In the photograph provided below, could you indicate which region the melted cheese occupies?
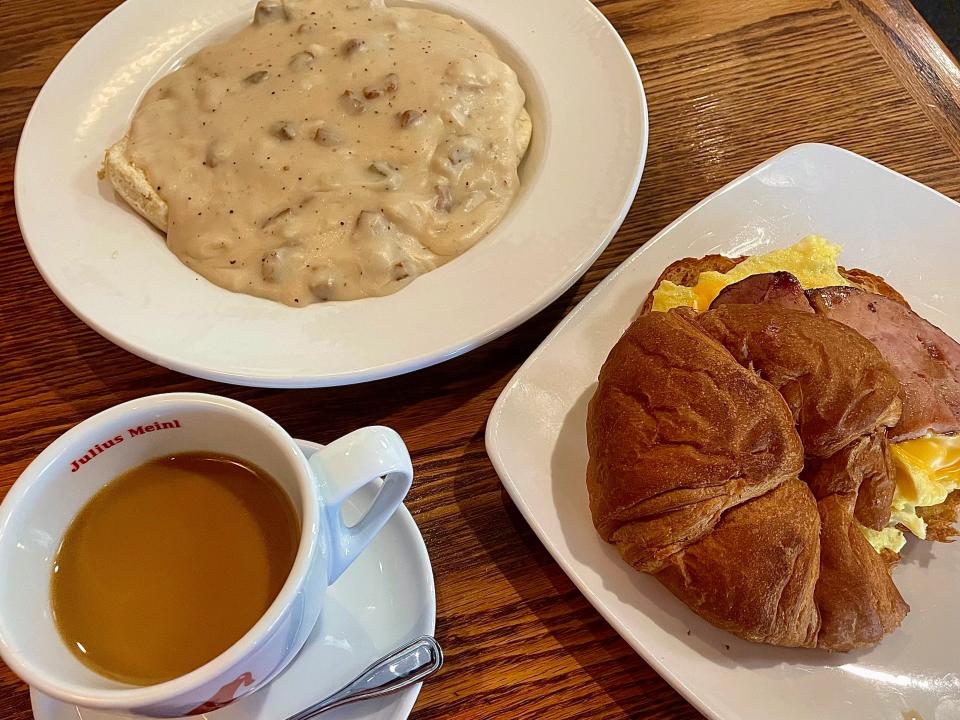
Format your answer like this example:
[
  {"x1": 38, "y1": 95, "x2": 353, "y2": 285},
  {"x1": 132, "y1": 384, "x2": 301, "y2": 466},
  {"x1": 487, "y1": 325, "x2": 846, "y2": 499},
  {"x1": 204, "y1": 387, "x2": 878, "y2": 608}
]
[
  {"x1": 860, "y1": 434, "x2": 960, "y2": 553},
  {"x1": 650, "y1": 235, "x2": 852, "y2": 312},
  {"x1": 125, "y1": 0, "x2": 530, "y2": 306},
  {"x1": 890, "y1": 434, "x2": 960, "y2": 538}
]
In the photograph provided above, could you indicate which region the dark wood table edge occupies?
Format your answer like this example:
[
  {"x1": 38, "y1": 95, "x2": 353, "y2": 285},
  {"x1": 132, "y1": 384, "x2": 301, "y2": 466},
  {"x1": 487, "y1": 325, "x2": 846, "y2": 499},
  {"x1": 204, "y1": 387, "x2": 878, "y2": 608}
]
[{"x1": 844, "y1": 0, "x2": 960, "y2": 159}]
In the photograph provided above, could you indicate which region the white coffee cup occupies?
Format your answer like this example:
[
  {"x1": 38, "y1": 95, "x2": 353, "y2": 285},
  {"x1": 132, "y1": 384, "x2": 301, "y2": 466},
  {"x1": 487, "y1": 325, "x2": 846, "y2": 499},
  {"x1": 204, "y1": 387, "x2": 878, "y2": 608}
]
[{"x1": 0, "y1": 393, "x2": 413, "y2": 717}]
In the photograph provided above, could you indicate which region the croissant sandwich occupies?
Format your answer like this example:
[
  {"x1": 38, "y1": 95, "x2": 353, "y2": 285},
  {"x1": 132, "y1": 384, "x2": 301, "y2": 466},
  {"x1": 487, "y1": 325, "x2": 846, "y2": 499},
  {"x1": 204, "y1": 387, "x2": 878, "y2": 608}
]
[{"x1": 586, "y1": 236, "x2": 960, "y2": 651}]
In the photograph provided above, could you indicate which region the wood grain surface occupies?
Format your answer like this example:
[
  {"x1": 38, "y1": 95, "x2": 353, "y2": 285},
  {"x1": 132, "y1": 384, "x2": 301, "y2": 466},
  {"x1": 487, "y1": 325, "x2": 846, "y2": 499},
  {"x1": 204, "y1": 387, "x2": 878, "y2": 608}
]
[{"x1": 2, "y1": 1, "x2": 960, "y2": 718}]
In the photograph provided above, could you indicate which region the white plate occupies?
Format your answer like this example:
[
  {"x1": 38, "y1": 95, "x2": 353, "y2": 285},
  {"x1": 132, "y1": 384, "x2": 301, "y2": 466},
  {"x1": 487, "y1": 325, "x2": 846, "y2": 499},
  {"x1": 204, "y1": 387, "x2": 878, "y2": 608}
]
[
  {"x1": 14, "y1": 0, "x2": 646, "y2": 388},
  {"x1": 485, "y1": 144, "x2": 960, "y2": 720},
  {"x1": 31, "y1": 439, "x2": 436, "y2": 720}
]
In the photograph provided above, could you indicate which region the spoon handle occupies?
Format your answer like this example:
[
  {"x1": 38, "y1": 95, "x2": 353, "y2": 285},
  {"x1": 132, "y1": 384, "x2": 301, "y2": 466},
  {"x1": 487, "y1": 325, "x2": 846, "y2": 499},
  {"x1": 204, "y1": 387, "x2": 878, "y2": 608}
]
[{"x1": 284, "y1": 636, "x2": 443, "y2": 720}]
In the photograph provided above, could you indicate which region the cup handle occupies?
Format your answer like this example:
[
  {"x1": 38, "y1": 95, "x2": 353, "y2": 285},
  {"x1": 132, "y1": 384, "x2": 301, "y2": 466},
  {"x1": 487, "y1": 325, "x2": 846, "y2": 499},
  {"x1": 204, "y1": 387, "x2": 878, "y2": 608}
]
[{"x1": 308, "y1": 427, "x2": 413, "y2": 584}]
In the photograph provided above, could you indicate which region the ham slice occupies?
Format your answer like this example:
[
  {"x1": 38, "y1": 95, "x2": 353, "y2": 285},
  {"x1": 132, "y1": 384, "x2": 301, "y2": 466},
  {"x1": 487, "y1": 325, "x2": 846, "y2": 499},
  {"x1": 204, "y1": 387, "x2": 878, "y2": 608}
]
[
  {"x1": 807, "y1": 286, "x2": 960, "y2": 441},
  {"x1": 710, "y1": 271, "x2": 813, "y2": 313},
  {"x1": 709, "y1": 273, "x2": 960, "y2": 442}
]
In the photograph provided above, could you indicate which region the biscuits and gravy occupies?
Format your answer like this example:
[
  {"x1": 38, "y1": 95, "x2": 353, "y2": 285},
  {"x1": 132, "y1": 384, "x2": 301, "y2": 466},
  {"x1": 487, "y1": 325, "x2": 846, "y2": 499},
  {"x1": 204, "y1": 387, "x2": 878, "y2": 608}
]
[{"x1": 102, "y1": 0, "x2": 532, "y2": 306}]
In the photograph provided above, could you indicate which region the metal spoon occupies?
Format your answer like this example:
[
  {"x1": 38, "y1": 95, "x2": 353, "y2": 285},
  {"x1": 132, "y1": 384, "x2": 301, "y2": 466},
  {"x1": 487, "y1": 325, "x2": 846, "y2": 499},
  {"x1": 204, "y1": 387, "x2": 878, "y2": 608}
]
[{"x1": 284, "y1": 636, "x2": 443, "y2": 720}]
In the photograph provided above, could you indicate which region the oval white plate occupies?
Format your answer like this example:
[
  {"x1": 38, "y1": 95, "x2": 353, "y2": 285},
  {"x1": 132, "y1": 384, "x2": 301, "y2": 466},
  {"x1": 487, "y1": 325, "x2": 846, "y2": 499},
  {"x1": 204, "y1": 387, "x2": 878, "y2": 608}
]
[
  {"x1": 14, "y1": 0, "x2": 646, "y2": 388},
  {"x1": 486, "y1": 144, "x2": 960, "y2": 720},
  {"x1": 32, "y1": 438, "x2": 436, "y2": 720}
]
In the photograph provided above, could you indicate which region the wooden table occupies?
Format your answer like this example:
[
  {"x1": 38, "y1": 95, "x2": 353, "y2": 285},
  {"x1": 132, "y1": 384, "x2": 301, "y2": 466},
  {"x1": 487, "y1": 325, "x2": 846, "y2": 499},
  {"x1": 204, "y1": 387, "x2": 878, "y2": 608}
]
[{"x1": 2, "y1": 1, "x2": 959, "y2": 718}]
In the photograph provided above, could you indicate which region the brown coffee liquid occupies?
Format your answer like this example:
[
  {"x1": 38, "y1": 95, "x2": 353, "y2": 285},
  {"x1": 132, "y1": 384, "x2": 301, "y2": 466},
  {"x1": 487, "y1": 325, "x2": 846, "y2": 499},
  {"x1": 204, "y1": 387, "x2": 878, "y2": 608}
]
[{"x1": 51, "y1": 454, "x2": 299, "y2": 686}]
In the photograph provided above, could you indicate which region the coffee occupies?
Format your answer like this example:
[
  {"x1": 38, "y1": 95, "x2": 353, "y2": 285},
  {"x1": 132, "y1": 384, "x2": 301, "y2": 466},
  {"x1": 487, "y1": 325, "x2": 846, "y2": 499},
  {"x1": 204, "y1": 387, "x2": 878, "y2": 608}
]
[{"x1": 51, "y1": 453, "x2": 299, "y2": 686}]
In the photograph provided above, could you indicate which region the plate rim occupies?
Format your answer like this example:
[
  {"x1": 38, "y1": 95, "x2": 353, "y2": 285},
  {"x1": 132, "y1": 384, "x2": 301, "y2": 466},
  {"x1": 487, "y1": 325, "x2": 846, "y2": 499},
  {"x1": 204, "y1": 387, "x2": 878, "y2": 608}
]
[
  {"x1": 484, "y1": 142, "x2": 960, "y2": 720},
  {"x1": 13, "y1": 0, "x2": 648, "y2": 389}
]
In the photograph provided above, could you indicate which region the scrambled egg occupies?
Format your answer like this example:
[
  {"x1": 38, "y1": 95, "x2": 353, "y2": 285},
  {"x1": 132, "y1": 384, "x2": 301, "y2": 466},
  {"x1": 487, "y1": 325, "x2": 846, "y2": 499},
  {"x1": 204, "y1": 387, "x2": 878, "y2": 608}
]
[
  {"x1": 648, "y1": 235, "x2": 958, "y2": 556},
  {"x1": 650, "y1": 235, "x2": 852, "y2": 312},
  {"x1": 890, "y1": 435, "x2": 960, "y2": 539},
  {"x1": 861, "y1": 435, "x2": 960, "y2": 553},
  {"x1": 859, "y1": 525, "x2": 907, "y2": 554}
]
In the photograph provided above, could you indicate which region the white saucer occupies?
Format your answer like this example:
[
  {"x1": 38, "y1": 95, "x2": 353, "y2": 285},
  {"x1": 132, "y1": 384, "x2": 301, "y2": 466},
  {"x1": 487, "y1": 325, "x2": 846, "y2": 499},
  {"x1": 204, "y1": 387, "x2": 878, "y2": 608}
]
[{"x1": 31, "y1": 439, "x2": 436, "y2": 720}]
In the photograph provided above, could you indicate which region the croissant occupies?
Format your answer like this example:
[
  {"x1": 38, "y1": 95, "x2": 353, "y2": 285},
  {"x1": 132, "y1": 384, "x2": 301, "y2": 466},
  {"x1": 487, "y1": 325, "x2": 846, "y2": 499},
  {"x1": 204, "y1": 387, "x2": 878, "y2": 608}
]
[{"x1": 587, "y1": 304, "x2": 909, "y2": 650}]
